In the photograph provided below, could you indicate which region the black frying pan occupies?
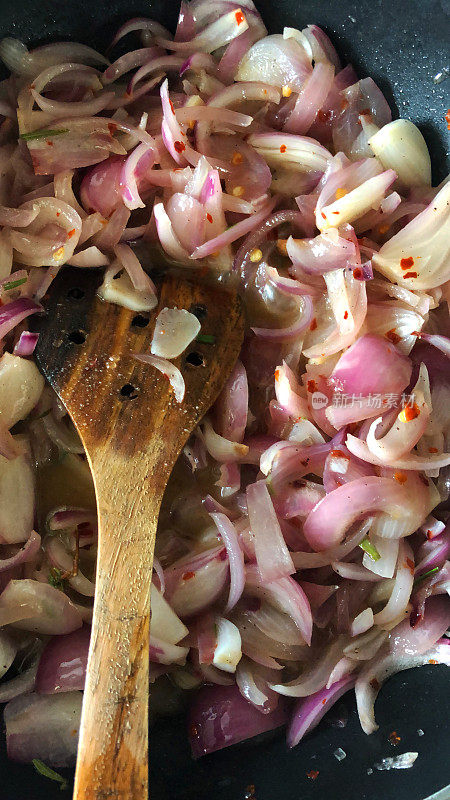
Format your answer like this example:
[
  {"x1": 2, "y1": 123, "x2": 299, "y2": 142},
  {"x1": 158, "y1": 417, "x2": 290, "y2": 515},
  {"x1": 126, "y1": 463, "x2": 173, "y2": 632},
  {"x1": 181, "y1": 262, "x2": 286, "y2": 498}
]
[{"x1": 0, "y1": 1, "x2": 449, "y2": 798}]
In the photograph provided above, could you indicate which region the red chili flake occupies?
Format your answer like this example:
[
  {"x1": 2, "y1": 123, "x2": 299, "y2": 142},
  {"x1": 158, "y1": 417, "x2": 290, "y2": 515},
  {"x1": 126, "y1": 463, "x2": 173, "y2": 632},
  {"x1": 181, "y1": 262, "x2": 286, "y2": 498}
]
[
  {"x1": 386, "y1": 328, "x2": 401, "y2": 344},
  {"x1": 403, "y1": 271, "x2": 418, "y2": 279},
  {"x1": 403, "y1": 402, "x2": 420, "y2": 421},
  {"x1": 426, "y1": 530, "x2": 433, "y2": 540},
  {"x1": 405, "y1": 558, "x2": 415, "y2": 575},
  {"x1": 235, "y1": 9, "x2": 245, "y2": 24},
  {"x1": 429, "y1": 446, "x2": 438, "y2": 453},
  {"x1": 394, "y1": 471, "x2": 407, "y2": 484},
  {"x1": 400, "y1": 256, "x2": 414, "y2": 270},
  {"x1": 388, "y1": 730, "x2": 401, "y2": 746},
  {"x1": 279, "y1": 144, "x2": 287, "y2": 153},
  {"x1": 353, "y1": 267, "x2": 363, "y2": 279},
  {"x1": 332, "y1": 211, "x2": 340, "y2": 215},
  {"x1": 317, "y1": 108, "x2": 332, "y2": 123},
  {"x1": 67, "y1": 228, "x2": 76, "y2": 238},
  {"x1": 56, "y1": 212, "x2": 60, "y2": 217},
  {"x1": 107, "y1": 122, "x2": 117, "y2": 134},
  {"x1": 343, "y1": 310, "x2": 349, "y2": 320},
  {"x1": 307, "y1": 379, "x2": 317, "y2": 393},
  {"x1": 321, "y1": 211, "x2": 326, "y2": 219},
  {"x1": 309, "y1": 317, "x2": 317, "y2": 331},
  {"x1": 370, "y1": 677, "x2": 380, "y2": 691},
  {"x1": 174, "y1": 140, "x2": 186, "y2": 153},
  {"x1": 274, "y1": 369, "x2": 280, "y2": 382},
  {"x1": 307, "y1": 770, "x2": 319, "y2": 781},
  {"x1": 321, "y1": 698, "x2": 327, "y2": 705},
  {"x1": 331, "y1": 449, "x2": 349, "y2": 459},
  {"x1": 169, "y1": 98, "x2": 175, "y2": 114},
  {"x1": 429, "y1": 658, "x2": 438, "y2": 664},
  {"x1": 182, "y1": 571, "x2": 195, "y2": 580},
  {"x1": 206, "y1": 213, "x2": 213, "y2": 223},
  {"x1": 446, "y1": 110, "x2": 450, "y2": 130},
  {"x1": 46, "y1": 141, "x2": 53, "y2": 146}
]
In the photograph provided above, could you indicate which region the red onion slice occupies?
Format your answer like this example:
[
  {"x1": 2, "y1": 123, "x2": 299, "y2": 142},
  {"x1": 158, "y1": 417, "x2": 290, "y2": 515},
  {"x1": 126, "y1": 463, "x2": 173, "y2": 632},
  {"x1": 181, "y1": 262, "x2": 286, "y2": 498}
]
[
  {"x1": 246, "y1": 480, "x2": 295, "y2": 582},
  {"x1": 210, "y1": 513, "x2": 245, "y2": 612},
  {"x1": 188, "y1": 682, "x2": 290, "y2": 758},
  {"x1": 287, "y1": 674, "x2": 355, "y2": 748},
  {"x1": 36, "y1": 626, "x2": 91, "y2": 694},
  {"x1": 0, "y1": 580, "x2": 83, "y2": 634},
  {"x1": 5, "y1": 691, "x2": 82, "y2": 766},
  {"x1": 0, "y1": 531, "x2": 41, "y2": 573}
]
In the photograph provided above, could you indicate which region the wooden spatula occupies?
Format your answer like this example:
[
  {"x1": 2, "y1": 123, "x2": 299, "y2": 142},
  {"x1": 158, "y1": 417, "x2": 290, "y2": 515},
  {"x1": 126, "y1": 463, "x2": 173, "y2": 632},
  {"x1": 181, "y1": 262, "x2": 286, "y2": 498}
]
[{"x1": 31, "y1": 266, "x2": 244, "y2": 800}]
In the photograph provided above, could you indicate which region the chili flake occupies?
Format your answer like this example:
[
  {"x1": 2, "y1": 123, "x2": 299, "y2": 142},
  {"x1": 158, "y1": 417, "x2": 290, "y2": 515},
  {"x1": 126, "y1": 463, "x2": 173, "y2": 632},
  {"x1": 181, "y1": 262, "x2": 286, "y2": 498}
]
[
  {"x1": 231, "y1": 150, "x2": 243, "y2": 165},
  {"x1": 182, "y1": 571, "x2": 195, "y2": 580},
  {"x1": 386, "y1": 328, "x2": 401, "y2": 344},
  {"x1": 378, "y1": 223, "x2": 390, "y2": 234},
  {"x1": 279, "y1": 144, "x2": 287, "y2": 153},
  {"x1": 403, "y1": 271, "x2": 418, "y2": 279},
  {"x1": 370, "y1": 677, "x2": 380, "y2": 691},
  {"x1": 394, "y1": 471, "x2": 407, "y2": 484},
  {"x1": 353, "y1": 267, "x2": 363, "y2": 279},
  {"x1": 399, "y1": 402, "x2": 420, "y2": 422},
  {"x1": 335, "y1": 187, "x2": 347, "y2": 200},
  {"x1": 274, "y1": 369, "x2": 280, "y2": 382},
  {"x1": 107, "y1": 122, "x2": 117, "y2": 134},
  {"x1": 206, "y1": 213, "x2": 213, "y2": 223},
  {"x1": 343, "y1": 310, "x2": 349, "y2": 319},
  {"x1": 446, "y1": 109, "x2": 450, "y2": 130},
  {"x1": 429, "y1": 658, "x2": 438, "y2": 664},
  {"x1": 307, "y1": 379, "x2": 317, "y2": 393},
  {"x1": 235, "y1": 9, "x2": 245, "y2": 25},
  {"x1": 309, "y1": 317, "x2": 317, "y2": 331},
  {"x1": 169, "y1": 99, "x2": 175, "y2": 114},
  {"x1": 400, "y1": 256, "x2": 414, "y2": 270},
  {"x1": 307, "y1": 770, "x2": 319, "y2": 781},
  {"x1": 321, "y1": 211, "x2": 326, "y2": 220},
  {"x1": 388, "y1": 731, "x2": 401, "y2": 746},
  {"x1": 67, "y1": 228, "x2": 76, "y2": 238},
  {"x1": 174, "y1": 140, "x2": 185, "y2": 153}
]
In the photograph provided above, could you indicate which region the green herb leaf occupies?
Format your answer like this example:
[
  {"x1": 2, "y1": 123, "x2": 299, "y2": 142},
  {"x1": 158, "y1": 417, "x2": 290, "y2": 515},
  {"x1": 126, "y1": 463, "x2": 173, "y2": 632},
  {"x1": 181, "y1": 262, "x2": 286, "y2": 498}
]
[
  {"x1": 32, "y1": 759, "x2": 68, "y2": 791},
  {"x1": 48, "y1": 567, "x2": 66, "y2": 591},
  {"x1": 413, "y1": 566, "x2": 439, "y2": 586},
  {"x1": 20, "y1": 128, "x2": 69, "y2": 142},
  {"x1": 2, "y1": 277, "x2": 27, "y2": 291},
  {"x1": 359, "y1": 538, "x2": 381, "y2": 561},
  {"x1": 196, "y1": 334, "x2": 216, "y2": 345}
]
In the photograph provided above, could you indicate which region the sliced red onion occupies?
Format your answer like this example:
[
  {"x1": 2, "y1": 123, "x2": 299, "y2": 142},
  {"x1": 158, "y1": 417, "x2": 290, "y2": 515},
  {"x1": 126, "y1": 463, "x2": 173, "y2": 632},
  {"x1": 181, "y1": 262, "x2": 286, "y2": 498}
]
[
  {"x1": 13, "y1": 331, "x2": 39, "y2": 358},
  {"x1": 323, "y1": 444, "x2": 375, "y2": 494},
  {"x1": 271, "y1": 638, "x2": 345, "y2": 698},
  {"x1": 284, "y1": 62, "x2": 335, "y2": 135},
  {"x1": 153, "y1": 201, "x2": 190, "y2": 262},
  {"x1": 246, "y1": 480, "x2": 295, "y2": 583},
  {"x1": 245, "y1": 564, "x2": 312, "y2": 645},
  {"x1": 414, "y1": 527, "x2": 450, "y2": 577},
  {"x1": 192, "y1": 197, "x2": 276, "y2": 260},
  {"x1": 0, "y1": 297, "x2": 43, "y2": 341},
  {"x1": 149, "y1": 635, "x2": 189, "y2": 666},
  {"x1": 108, "y1": 18, "x2": 171, "y2": 51},
  {"x1": 251, "y1": 295, "x2": 313, "y2": 341},
  {"x1": 287, "y1": 674, "x2": 355, "y2": 748},
  {"x1": 233, "y1": 209, "x2": 307, "y2": 277},
  {"x1": 416, "y1": 332, "x2": 450, "y2": 359},
  {"x1": 248, "y1": 132, "x2": 331, "y2": 173},
  {"x1": 128, "y1": 55, "x2": 185, "y2": 93},
  {"x1": 265, "y1": 265, "x2": 321, "y2": 298},
  {"x1": 113, "y1": 243, "x2": 156, "y2": 297},
  {"x1": 199, "y1": 418, "x2": 249, "y2": 462},
  {"x1": 68, "y1": 246, "x2": 109, "y2": 267},
  {"x1": 166, "y1": 193, "x2": 206, "y2": 254},
  {"x1": 0, "y1": 531, "x2": 41, "y2": 573},
  {"x1": 102, "y1": 46, "x2": 163, "y2": 83},
  {"x1": 159, "y1": 8, "x2": 250, "y2": 54},
  {"x1": 303, "y1": 476, "x2": 415, "y2": 551},
  {"x1": 214, "y1": 360, "x2": 248, "y2": 444},
  {"x1": 5, "y1": 691, "x2": 82, "y2": 766},
  {"x1": 0, "y1": 204, "x2": 40, "y2": 227},
  {"x1": 236, "y1": 33, "x2": 311, "y2": 91},
  {"x1": 150, "y1": 307, "x2": 200, "y2": 359},
  {"x1": 391, "y1": 596, "x2": 450, "y2": 656},
  {"x1": 355, "y1": 639, "x2": 450, "y2": 734},
  {"x1": 189, "y1": 682, "x2": 290, "y2": 758},
  {"x1": 350, "y1": 607, "x2": 374, "y2": 637},
  {"x1": 133, "y1": 352, "x2": 185, "y2": 403},
  {"x1": 346, "y1": 432, "x2": 450, "y2": 471},
  {"x1": 373, "y1": 181, "x2": 450, "y2": 290},
  {"x1": 80, "y1": 156, "x2": 124, "y2": 217},
  {"x1": 273, "y1": 481, "x2": 325, "y2": 520},
  {"x1": 120, "y1": 141, "x2": 157, "y2": 211},
  {"x1": 301, "y1": 24, "x2": 341, "y2": 70},
  {"x1": 0, "y1": 579, "x2": 82, "y2": 634},
  {"x1": 287, "y1": 230, "x2": 357, "y2": 275},
  {"x1": 317, "y1": 169, "x2": 397, "y2": 231},
  {"x1": 236, "y1": 657, "x2": 280, "y2": 713},
  {"x1": 36, "y1": 626, "x2": 91, "y2": 694},
  {"x1": 164, "y1": 545, "x2": 229, "y2": 618},
  {"x1": 210, "y1": 513, "x2": 245, "y2": 612},
  {"x1": 150, "y1": 584, "x2": 188, "y2": 644},
  {"x1": 420, "y1": 516, "x2": 445, "y2": 541},
  {"x1": 332, "y1": 561, "x2": 381, "y2": 582},
  {"x1": 195, "y1": 611, "x2": 217, "y2": 665}
]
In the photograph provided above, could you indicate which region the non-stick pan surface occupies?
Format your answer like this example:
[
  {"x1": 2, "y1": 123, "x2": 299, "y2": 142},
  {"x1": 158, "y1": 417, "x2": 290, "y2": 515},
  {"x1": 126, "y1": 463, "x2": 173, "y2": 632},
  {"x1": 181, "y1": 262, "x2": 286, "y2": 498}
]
[{"x1": 0, "y1": 1, "x2": 448, "y2": 798}]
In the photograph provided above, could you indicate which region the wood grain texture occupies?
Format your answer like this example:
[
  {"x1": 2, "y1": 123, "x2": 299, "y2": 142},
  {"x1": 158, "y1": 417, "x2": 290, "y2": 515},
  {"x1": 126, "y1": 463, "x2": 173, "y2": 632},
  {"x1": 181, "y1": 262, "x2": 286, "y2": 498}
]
[{"x1": 32, "y1": 268, "x2": 244, "y2": 800}]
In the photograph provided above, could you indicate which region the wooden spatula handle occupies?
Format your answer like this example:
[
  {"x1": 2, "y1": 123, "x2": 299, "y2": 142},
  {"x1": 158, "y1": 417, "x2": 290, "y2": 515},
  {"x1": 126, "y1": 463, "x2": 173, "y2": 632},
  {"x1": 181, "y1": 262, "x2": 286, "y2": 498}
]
[{"x1": 73, "y1": 449, "x2": 161, "y2": 800}]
